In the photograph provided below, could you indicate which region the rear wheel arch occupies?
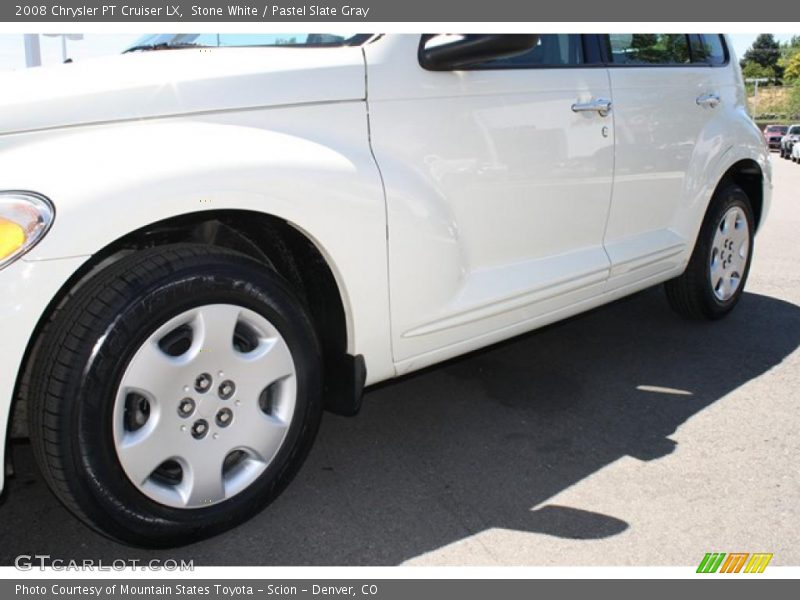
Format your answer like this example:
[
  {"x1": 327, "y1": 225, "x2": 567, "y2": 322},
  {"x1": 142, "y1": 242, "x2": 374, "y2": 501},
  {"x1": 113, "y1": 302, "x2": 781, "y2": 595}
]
[{"x1": 715, "y1": 159, "x2": 764, "y2": 232}]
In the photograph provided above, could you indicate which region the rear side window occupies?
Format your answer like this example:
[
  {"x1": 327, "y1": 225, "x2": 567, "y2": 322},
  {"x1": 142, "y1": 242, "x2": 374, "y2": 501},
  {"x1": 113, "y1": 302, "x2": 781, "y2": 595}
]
[
  {"x1": 603, "y1": 34, "x2": 728, "y2": 66},
  {"x1": 690, "y1": 34, "x2": 727, "y2": 65},
  {"x1": 606, "y1": 34, "x2": 690, "y2": 65},
  {"x1": 474, "y1": 34, "x2": 584, "y2": 68}
]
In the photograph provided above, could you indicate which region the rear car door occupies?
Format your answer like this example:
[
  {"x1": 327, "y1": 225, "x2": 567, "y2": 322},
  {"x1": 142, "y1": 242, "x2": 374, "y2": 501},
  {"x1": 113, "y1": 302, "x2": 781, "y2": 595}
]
[{"x1": 601, "y1": 34, "x2": 732, "y2": 290}]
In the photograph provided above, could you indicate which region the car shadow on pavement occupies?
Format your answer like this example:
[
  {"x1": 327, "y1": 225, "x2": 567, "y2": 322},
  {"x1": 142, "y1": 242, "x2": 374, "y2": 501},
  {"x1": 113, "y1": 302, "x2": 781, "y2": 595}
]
[{"x1": 0, "y1": 288, "x2": 798, "y2": 565}]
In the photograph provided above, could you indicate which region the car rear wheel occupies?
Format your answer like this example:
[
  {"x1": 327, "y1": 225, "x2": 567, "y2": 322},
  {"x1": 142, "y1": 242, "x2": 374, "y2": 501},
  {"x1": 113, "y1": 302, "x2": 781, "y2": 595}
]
[
  {"x1": 27, "y1": 244, "x2": 323, "y2": 547},
  {"x1": 664, "y1": 184, "x2": 754, "y2": 320}
]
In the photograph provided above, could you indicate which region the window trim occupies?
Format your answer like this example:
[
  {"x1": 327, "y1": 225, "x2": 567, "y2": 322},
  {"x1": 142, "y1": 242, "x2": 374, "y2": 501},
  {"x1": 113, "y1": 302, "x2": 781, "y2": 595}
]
[
  {"x1": 599, "y1": 34, "x2": 730, "y2": 69},
  {"x1": 415, "y1": 34, "x2": 730, "y2": 72},
  {"x1": 417, "y1": 34, "x2": 605, "y2": 71}
]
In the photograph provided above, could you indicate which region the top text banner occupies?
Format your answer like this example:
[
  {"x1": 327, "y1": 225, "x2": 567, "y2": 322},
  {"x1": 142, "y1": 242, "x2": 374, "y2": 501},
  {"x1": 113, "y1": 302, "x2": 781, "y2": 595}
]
[{"x1": 4, "y1": 0, "x2": 800, "y2": 22}]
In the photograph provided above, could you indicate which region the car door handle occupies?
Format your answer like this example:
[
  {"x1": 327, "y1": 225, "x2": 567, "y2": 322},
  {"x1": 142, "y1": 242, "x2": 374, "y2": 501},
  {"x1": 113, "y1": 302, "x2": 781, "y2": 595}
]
[
  {"x1": 696, "y1": 93, "x2": 721, "y2": 108},
  {"x1": 571, "y1": 98, "x2": 612, "y2": 117}
]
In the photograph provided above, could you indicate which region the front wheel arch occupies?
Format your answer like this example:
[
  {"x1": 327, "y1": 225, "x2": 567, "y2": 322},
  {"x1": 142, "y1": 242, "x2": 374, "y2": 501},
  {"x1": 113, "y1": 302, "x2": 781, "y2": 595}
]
[{"x1": 11, "y1": 209, "x2": 358, "y2": 448}]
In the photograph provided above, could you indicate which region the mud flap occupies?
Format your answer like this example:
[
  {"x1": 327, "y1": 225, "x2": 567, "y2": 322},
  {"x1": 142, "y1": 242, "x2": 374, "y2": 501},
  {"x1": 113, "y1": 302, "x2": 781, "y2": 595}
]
[{"x1": 323, "y1": 354, "x2": 367, "y2": 417}]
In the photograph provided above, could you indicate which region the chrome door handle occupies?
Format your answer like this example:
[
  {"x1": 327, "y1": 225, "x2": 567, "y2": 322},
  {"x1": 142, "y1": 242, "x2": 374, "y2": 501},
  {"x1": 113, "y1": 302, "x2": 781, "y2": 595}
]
[
  {"x1": 697, "y1": 93, "x2": 721, "y2": 108},
  {"x1": 571, "y1": 98, "x2": 612, "y2": 117}
]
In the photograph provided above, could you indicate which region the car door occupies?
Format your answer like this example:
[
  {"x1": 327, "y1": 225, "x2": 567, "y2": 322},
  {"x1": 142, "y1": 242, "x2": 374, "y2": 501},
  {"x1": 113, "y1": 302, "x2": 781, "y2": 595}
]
[
  {"x1": 365, "y1": 34, "x2": 615, "y2": 369},
  {"x1": 601, "y1": 34, "x2": 731, "y2": 290}
]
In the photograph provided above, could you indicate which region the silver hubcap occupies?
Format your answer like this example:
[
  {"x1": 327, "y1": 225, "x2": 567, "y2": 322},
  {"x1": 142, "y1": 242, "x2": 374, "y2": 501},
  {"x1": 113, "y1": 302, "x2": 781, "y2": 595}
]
[
  {"x1": 112, "y1": 304, "x2": 296, "y2": 509},
  {"x1": 710, "y1": 206, "x2": 749, "y2": 302}
]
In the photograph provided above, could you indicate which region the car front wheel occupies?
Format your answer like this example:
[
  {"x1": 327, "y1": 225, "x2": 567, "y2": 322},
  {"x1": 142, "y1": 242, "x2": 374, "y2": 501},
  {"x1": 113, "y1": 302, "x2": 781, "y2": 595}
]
[{"x1": 28, "y1": 244, "x2": 323, "y2": 547}]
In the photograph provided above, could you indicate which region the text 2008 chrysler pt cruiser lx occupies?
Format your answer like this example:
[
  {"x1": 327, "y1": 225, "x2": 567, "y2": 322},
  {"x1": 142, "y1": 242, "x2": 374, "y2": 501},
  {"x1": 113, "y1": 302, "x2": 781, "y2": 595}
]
[{"x1": 0, "y1": 34, "x2": 771, "y2": 546}]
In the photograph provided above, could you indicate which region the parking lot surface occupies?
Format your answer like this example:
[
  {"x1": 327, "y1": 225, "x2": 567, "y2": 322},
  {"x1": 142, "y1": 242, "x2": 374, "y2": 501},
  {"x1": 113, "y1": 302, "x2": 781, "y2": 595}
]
[{"x1": 1, "y1": 157, "x2": 798, "y2": 566}]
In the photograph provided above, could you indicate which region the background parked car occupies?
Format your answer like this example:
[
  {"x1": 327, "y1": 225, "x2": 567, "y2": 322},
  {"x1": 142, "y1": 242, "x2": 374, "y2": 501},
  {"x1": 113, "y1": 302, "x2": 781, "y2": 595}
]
[
  {"x1": 792, "y1": 142, "x2": 800, "y2": 162},
  {"x1": 764, "y1": 124, "x2": 788, "y2": 150},
  {"x1": 780, "y1": 124, "x2": 800, "y2": 158}
]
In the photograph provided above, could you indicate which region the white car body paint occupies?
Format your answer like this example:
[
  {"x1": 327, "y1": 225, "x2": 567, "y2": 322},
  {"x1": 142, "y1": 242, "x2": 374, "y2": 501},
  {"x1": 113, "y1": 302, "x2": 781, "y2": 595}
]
[{"x1": 0, "y1": 35, "x2": 771, "y2": 492}]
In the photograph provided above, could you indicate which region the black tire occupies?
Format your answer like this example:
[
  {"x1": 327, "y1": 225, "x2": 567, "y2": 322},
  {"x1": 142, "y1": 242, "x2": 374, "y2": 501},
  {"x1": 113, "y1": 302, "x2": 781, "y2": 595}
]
[
  {"x1": 27, "y1": 243, "x2": 323, "y2": 547},
  {"x1": 664, "y1": 184, "x2": 755, "y2": 320}
]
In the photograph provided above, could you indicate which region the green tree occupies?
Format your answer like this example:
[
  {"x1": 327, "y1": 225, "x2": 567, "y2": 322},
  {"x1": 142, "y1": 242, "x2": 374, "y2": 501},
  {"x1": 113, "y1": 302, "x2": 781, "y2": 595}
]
[
  {"x1": 742, "y1": 33, "x2": 781, "y2": 68},
  {"x1": 741, "y1": 61, "x2": 777, "y2": 81},
  {"x1": 783, "y1": 51, "x2": 800, "y2": 83},
  {"x1": 741, "y1": 34, "x2": 783, "y2": 83},
  {"x1": 780, "y1": 35, "x2": 800, "y2": 56}
]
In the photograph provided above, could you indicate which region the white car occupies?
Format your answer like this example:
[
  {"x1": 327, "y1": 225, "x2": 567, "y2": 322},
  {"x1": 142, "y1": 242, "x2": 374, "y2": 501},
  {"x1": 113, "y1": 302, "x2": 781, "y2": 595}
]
[
  {"x1": 793, "y1": 141, "x2": 800, "y2": 162},
  {"x1": 0, "y1": 33, "x2": 770, "y2": 546}
]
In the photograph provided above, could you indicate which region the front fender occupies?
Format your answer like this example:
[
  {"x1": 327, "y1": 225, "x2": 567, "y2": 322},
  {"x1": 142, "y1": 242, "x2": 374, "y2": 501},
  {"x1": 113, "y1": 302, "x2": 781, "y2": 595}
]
[{"x1": 0, "y1": 103, "x2": 394, "y2": 384}]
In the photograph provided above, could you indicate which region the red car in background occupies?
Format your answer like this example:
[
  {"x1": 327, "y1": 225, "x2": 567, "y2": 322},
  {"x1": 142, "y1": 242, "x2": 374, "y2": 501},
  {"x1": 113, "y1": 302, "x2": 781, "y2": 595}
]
[{"x1": 764, "y1": 124, "x2": 788, "y2": 150}]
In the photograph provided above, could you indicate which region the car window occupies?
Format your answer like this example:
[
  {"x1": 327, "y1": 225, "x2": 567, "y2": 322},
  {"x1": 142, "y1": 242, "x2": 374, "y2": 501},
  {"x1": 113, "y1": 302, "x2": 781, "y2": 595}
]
[
  {"x1": 127, "y1": 33, "x2": 371, "y2": 49},
  {"x1": 606, "y1": 34, "x2": 690, "y2": 65},
  {"x1": 474, "y1": 34, "x2": 584, "y2": 68},
  {"x1": 689, "y1": 34, "x2": 727, "y2": 65}
]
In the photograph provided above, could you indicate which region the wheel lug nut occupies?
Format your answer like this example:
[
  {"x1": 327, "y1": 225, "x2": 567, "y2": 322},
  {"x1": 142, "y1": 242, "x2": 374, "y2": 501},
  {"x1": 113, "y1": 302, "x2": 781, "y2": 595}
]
[
  {"x1": 216, "y1": 408, "x2": 233, "y2": 428},
  {"x1": 191, "y1": 419, "x2": 209, "y2": 439},
  {"x1": 195, "y1": 373, "x2": 212, "y2": 393},
  {"x1": 218, "y1": 380, "x2": 236, "y2": 400},
  {"x1": 178, "y1": 398, "x2": 196, "y2": 417}
]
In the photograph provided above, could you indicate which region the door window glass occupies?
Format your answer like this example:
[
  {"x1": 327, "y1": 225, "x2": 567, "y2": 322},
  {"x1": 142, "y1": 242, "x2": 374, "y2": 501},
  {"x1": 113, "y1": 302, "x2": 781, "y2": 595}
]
[
  {"x1": 689, "y1": 34, "x2": 728, "y2": 65},
  {"x1": 475, "y1": 34, "x2": 584, "y2": 68},
  {"x1": 606, "y1": 34, "x2": 690, "y2": 65}
]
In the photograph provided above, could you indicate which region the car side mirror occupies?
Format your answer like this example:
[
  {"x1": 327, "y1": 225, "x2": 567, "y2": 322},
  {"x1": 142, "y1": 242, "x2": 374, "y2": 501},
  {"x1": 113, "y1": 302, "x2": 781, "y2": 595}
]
[{"x1": 419, "y1": 34, "x2": 541, "y2": 71}]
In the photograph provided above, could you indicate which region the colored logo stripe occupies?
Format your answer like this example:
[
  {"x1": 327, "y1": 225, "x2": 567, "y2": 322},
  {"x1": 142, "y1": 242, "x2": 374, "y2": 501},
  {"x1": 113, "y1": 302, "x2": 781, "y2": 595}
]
[
  {"x1": 697, "y1": 553, "x2": 726, "y2": 573},
  {"x1": 697, "y1": 552, "x2": 773, "y2": 573},
  {"x1": 719, "y1": 553, "x2": 749, "y2": 573},
  {"x1": 744, "y1": 553, "x2": 773, "y2": 573}
]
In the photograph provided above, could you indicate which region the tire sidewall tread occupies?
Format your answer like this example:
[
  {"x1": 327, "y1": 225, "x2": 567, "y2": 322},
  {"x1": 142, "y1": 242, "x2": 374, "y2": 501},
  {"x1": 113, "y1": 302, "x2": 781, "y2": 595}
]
[
  {"x1": 27, "y1": 244, "x2": 323, "y2": 547},
  {"x1": 665, "y1": 184, "x2": 755, "y2": 320}
]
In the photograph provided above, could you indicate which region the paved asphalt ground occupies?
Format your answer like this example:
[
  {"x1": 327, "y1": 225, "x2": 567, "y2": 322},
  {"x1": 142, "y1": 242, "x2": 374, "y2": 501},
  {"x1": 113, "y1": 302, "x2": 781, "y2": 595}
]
[{"x1": 1, "y1": 158, "x2": 798, "y2": 567}]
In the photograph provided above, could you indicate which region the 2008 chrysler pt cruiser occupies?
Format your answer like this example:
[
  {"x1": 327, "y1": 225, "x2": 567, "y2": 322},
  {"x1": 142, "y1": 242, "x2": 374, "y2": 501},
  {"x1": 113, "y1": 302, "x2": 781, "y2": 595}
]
[{"x1": 0, "y1": 33, "x2": 770, "y2": 546}]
